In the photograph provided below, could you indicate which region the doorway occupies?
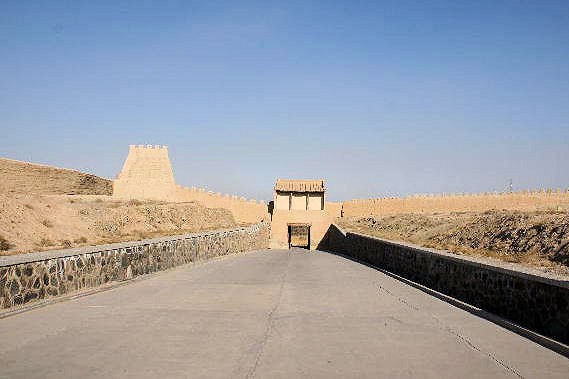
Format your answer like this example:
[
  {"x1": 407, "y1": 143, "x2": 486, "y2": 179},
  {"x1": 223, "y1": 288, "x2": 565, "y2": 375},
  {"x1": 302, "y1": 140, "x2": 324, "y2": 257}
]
[{"x1": 288, "y1": 224, "x2": 310, "y2": 250}]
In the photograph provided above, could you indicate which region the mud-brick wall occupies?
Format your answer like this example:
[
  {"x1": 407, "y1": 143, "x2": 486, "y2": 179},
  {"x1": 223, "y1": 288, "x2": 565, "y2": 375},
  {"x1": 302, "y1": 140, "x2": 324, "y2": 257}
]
[
  {"x1": 322, "y1": 224, "x2": 569, "y2": 344},
  {"x1": 0, "y1": 223, "x2": 270, "y2": 310}
]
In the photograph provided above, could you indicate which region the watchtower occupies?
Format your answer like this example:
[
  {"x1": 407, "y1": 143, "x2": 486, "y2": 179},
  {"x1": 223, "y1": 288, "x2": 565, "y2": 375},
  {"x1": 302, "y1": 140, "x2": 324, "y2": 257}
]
[{"x1": 113, "y1": 145, "x2": 177, "y2": 201}]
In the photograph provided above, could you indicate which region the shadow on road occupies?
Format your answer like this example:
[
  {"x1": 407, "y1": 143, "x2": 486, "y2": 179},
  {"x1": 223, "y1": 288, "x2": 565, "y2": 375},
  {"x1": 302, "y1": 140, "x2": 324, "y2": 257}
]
[{"x1": 320, "y1": 249, "x2": 569, "y2": 359}]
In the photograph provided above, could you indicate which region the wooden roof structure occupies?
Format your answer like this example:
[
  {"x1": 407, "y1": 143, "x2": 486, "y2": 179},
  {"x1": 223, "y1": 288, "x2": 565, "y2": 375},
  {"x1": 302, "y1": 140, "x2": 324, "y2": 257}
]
[{"x1": 274, "y1": 179, "x2": 326, "y2": 193}]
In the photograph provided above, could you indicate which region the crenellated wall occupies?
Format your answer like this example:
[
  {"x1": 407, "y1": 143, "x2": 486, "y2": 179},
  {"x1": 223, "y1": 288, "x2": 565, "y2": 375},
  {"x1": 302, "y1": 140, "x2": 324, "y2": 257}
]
[
  {"x1": 342, "y1": 190, "x2": 569, "y2": 217},
  {"x1": 0, "y1": 223, "x2": 270, "y2": 311},
  {"x1": 112, "y1": 145, "x2": 269, "y2": 223},
  {"x1": 175, "y1": 185, "x2": 269, "y2": 224},
  {"x1": 113, "y1": 145, "x2": 177, "y2": 200}
]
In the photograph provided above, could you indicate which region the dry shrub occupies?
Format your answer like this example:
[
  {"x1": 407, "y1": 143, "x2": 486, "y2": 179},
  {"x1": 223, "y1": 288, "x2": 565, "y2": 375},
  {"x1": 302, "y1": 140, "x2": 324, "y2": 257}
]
[
  {"x1": 39, "y1": 238, "x2": 53, "y2": 247},
  {"x1": 127, "y1": 199, "x2": 143, "y2": 206},
  {"x1": 61, "y1": 239, "x2": 72, "y2": 248},
  {"x1": 74, "y1": 236, "x2": 87, "y2": 244},
  {"x1": 0, "y1": 235, "x2": 13, "y2": 251},
  {"x1": 41, "y1": 219, "x2": 53, "y2": 228}
]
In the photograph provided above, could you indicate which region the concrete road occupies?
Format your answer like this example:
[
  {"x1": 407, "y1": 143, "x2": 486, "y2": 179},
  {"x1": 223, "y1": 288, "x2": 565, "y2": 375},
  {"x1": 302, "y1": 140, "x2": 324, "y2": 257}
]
[{"x1": 0, "y1": 249, "x2": 567, "y2": 378}]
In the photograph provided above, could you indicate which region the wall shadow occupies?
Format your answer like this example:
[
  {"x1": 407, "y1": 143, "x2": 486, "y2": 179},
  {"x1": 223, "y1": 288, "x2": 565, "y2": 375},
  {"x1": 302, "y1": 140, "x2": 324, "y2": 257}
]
[{"x1": 317, "y1": 224, "x2": 569, "y2": 358}]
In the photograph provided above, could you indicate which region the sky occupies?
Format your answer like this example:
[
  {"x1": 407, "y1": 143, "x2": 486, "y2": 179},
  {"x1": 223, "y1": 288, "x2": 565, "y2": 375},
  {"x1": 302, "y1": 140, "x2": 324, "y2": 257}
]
[{"x1": 1, "y1": 1, "x2": 568, "y2": 201}]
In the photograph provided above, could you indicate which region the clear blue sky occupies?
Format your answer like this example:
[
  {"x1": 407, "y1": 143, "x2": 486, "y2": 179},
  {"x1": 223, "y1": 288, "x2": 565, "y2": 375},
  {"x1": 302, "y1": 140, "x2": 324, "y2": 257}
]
[{"x1": 1, "y1": 1, "x2": 568, "y2": 201}]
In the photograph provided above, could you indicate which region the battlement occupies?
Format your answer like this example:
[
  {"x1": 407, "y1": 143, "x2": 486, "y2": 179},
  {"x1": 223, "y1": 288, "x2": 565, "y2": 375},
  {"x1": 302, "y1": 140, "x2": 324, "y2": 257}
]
[
  {"x1": 129, "y1": 144, "x2": 169, "y2": 150},
  {"x1": 342, "y1": 189, "x2": 569, "y2": 217},
  {"x1": 113, "y1": 144, "x2": 176, "y2": 200}
]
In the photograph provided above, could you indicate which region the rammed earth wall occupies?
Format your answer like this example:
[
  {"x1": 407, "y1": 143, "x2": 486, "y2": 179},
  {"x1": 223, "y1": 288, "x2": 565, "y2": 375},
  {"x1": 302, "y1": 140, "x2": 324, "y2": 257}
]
[
  {"x1": 321, "y1": 224, "x2": 569, "y2": 344},
  {"x1": 0, "y1": 223, "x2": 269, "y2": 310}
]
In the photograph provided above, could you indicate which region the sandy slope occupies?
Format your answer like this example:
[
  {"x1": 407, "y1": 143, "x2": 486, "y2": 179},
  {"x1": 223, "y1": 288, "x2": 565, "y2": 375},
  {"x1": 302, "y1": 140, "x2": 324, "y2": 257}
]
[
  {"x1": 0, "y1": 194, "x2": 237, "y2": 255},
  {"x1": 338, "y1": 210, "x2": 569, "y2": 273},
  {"x1": 0, "y1": 158, "x2": 112, "y2": 195}
]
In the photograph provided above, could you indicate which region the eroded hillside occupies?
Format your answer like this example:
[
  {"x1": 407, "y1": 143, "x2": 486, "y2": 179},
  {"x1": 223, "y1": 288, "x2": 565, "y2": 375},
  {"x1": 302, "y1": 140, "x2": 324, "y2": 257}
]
[
  {"x1": 0, "y1": 194, "x2": 237, "y2": 255},
  {"x1": 338, "y1": 210, "x2": 569, "y2": 273},
  {"x1": 0, "y1": 158, "x2": 112, "y2": 195}
]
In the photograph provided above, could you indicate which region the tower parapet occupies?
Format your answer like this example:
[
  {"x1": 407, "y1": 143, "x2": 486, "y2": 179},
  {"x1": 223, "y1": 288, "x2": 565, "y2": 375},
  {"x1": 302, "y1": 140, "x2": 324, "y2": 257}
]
[{"x1": 113, "y1": 144, "x2": 176, "y2": 200}]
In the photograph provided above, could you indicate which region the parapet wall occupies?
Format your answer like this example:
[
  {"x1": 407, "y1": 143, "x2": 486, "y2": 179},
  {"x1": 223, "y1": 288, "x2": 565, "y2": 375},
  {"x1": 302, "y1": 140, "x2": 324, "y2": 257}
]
[
  {"x1": 321, "y1": 224, "x2": 569, "y2": 344},
  {"x1": 0, "y1": 223, "x2": 270, "y2": 311},
  {"x1": 176, "y1": 185, "x2": 269, "y2": 224},
  {"x1": 343, "y1": 190, "x2": 569, "y2": 217}
]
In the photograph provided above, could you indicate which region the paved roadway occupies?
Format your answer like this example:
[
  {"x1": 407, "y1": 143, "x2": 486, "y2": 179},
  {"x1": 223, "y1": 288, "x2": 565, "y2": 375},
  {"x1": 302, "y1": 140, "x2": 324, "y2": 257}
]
[{"x1": 1, "y1": 249, "x2": 568, "y2": 378}]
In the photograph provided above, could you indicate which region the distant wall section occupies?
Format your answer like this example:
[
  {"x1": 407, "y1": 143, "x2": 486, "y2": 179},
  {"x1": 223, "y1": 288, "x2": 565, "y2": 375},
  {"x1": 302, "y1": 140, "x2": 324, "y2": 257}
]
[
  {"x1": 343, "y1": 190, "x2": 569, "y2": 217},
  {"x1": 176, "y1": 185, "x2": 269, "y2": 224}
]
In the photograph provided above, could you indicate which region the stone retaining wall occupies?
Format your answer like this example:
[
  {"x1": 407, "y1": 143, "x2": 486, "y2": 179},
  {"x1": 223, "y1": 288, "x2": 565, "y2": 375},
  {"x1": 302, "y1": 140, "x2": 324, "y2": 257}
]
[
  {"x1": 0, "y1": 223, "x2": 270, "y2": 310},
  {"x1": 321, "y1": 224, "x2": 569, "y2": 344}
]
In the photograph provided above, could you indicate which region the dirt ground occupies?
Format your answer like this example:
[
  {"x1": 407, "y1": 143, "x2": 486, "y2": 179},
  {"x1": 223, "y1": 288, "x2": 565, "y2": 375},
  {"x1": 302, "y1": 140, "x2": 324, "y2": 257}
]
[
  {"x1": 0, "y1": 158, "x2": 112, "y2": 195},
  {"x1": 338, "y1": 210, "x2": 569, "y2": 274},
  {"x1": 0, "y1": 194, "x2": 238, "y2": 255}
]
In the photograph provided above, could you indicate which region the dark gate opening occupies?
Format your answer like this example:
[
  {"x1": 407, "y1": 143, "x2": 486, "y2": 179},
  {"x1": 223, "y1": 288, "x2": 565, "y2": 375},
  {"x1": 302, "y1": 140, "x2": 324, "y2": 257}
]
[{"x1": 288, "y1": 224, "x2": 310, "y2": 250}]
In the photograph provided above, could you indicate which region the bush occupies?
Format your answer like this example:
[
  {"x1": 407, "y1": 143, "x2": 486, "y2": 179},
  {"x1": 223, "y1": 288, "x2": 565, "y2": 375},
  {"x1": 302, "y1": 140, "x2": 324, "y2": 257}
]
[
  {"x1": 41, "y1": 219, "x2": 53, "y2": 228},
  {"x1": 39, "y1": 238, "x2": 53, "y2": 247},
  {"x1": 0, "y1": 235, "x2": 13, "y2": 251},
  {"x1": 74, "y1": 236, "x2": 87, "y2": 244},
  {"x1": 127, "y1": 199, "x2": 143, "y2": 206},
  {"x1": 61, "y1": 239, "x2": 72, "y2": 248}
]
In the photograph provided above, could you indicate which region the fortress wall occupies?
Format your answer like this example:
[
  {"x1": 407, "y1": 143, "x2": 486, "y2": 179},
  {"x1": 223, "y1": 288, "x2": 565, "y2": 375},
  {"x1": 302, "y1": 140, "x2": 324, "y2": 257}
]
[
  {"x1": 113, "y1": 145, "x2": 177, "y2": 201},
  {"x1": 325, "y1": 201, "x2": 343, "y2": 218},
  {"x1": 321, "y1": 224, "x2": 569, "y2": 345},
  {"x1": 112, "y1": 145, "x2": 268, "y2": 223},
  {"x1": 175, "y1": 185, "x2": 269, "y2": 224},
  {"x1": 0, "y1": 223, "x2": 270, "y2": 311},
  {"x1": 342, "y1": 190, "x2": 569, "y2": 217}
]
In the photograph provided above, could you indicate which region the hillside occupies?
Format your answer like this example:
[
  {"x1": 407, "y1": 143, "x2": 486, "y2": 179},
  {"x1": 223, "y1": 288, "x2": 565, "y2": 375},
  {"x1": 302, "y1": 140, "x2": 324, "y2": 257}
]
[
  {"x1": 0, "y1": 194, "x2": 238, "y2": 255},
  {"x1": 338, "y1": 210, "x2": 569, "y2": 274},
  {"x1": 0, "y1": 158, "x2": 112, "y2": 195}
]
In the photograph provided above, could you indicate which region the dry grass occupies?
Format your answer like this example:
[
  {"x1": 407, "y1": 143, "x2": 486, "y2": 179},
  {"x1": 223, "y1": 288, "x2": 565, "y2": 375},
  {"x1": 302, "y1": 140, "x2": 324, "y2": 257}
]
[
  {"x1": 338, "y1": 210, "x2": 569, "y2": 274},
  {"x1": 39, "y1": 238, "x2": 53, "y2": 247},
  {"x1": 0, "y1": 193, "x2": 238, "y2": 255},
  {"x1": 41, "y1": 219, "x2": 53, "y2": 228},
  {"x1": 0, "y1": 235, "x2": 13, "y2": 251},
  {"x1": 74, "y1": 236, "x2": 88, "y2": 244}
]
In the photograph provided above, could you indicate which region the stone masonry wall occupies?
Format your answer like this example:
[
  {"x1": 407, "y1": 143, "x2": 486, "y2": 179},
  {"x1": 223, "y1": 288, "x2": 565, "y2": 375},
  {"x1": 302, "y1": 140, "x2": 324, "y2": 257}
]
[
  {"x1": 322, "y1": 224, "x2": 569, "y2": 344},
  {"x1": 0, "y1": 223, "x2": 269, "y2": 310}
]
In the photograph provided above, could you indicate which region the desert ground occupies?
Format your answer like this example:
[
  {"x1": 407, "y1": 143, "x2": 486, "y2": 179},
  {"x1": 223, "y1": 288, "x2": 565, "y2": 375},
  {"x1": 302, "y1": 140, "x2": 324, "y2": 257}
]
[
  {"x1": 0, "y1": 158, "x2": 238, "y2": 255},
  {"x1": 338, "y1": 210, "x2": 569, "y2": 275}
]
